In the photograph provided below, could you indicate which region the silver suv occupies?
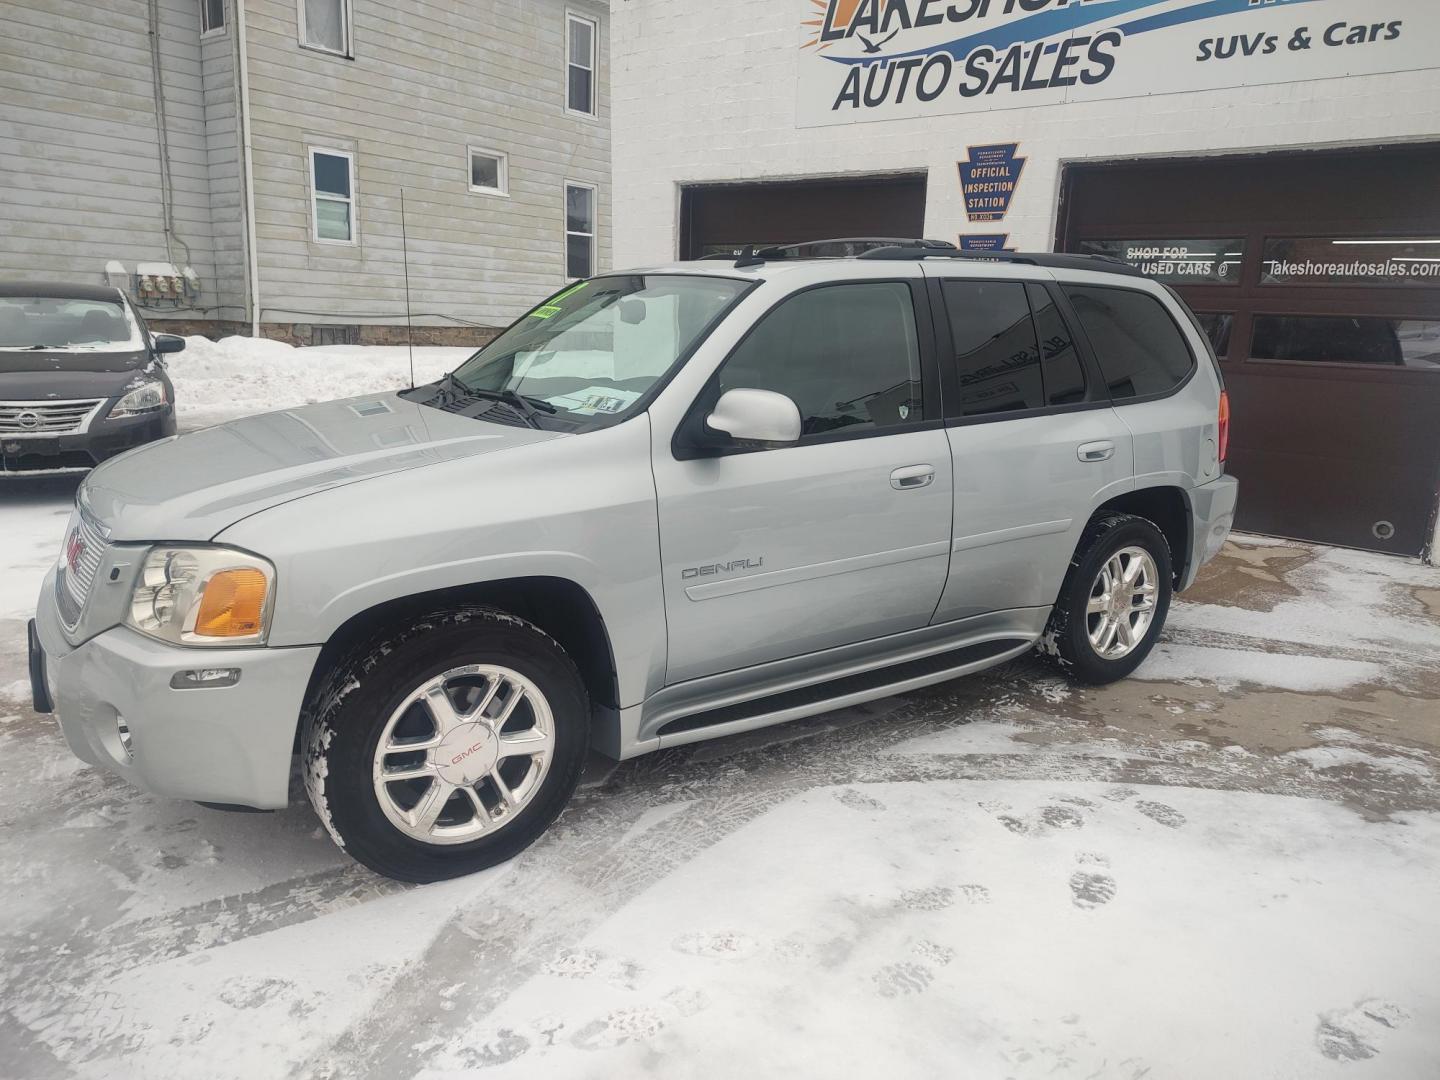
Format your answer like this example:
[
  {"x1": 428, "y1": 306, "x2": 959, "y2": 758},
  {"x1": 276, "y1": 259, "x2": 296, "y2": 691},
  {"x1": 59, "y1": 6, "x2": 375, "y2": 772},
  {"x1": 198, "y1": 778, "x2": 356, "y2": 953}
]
[{"x1": 29, "y1": 244, "x2": 1237, "y2": 882}]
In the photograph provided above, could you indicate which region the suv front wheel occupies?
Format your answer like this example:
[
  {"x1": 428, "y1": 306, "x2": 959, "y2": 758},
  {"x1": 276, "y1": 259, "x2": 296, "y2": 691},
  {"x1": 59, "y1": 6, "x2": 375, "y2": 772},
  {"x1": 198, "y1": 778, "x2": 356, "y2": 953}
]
[
  {"x1": 302, "y1": 606, "x2": 590, "y2": 882},
  {"x1": 1042, "y1": 513, "x2": 1173, "y2": 685}
]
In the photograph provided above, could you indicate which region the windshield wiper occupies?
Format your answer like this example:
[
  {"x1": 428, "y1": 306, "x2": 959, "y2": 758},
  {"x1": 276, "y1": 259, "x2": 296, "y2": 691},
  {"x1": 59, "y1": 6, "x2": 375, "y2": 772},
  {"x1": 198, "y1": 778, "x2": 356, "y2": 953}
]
[
  {"x1": 20, "y1": 343, "x2": 68, "y2": 351},
  {"x1": 465, "y1": 387, "x2": 557, "y2": 428},
  {"x1": 429, "y1": 373, "x2": 556, "y2": 427}
]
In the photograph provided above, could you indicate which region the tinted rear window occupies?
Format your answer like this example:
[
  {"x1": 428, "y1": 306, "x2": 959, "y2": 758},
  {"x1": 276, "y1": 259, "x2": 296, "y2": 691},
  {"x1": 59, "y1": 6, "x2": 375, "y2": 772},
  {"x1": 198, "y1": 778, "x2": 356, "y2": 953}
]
[
  {"x1": 1063, "y1": 285, "x2": 1195, "y2": 400},
  {"x1": 942, "y1": 281, "x2": 1043, "y2": 416}
]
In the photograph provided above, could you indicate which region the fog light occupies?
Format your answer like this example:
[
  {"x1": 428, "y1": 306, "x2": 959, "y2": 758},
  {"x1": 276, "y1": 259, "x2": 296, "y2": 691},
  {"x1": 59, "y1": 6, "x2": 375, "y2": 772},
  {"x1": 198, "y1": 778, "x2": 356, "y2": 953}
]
[
  {"x1": 116, "y1": 715, "x2": 134, "y2": 758},
  {"x1": 170, "y1": 668, "x2": 241, "y2": 690}
]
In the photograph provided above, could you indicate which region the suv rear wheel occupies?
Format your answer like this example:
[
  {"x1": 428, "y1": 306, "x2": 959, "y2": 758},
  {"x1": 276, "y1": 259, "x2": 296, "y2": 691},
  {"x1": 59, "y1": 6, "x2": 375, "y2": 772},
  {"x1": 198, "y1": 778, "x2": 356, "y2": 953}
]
[
  {"x1": 302, "y1": 606, "x2": 589, "y2": 882},
  {"x1": 1042, "y1": 513, "x2": 1173, "y2": 685}
]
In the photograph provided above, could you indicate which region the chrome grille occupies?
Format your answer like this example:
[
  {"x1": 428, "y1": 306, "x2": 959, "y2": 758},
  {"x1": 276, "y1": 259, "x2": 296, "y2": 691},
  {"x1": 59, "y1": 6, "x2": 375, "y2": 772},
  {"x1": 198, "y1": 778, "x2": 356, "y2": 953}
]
[
  {"x1": 55, "y1": 506, "x2": 110, "y2": 627},
  {"x1": 0, "y1": 399, "x2": 104, "y2": 436}
]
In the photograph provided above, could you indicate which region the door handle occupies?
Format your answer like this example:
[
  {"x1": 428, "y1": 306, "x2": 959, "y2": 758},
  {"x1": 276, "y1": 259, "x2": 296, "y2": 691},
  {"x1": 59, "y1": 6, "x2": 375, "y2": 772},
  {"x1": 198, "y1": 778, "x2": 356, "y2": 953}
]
[
  {"x1": 890, "y1": 464, "x2": 935, "y2": 490},
  {"x1": 1077, "y1": 441, "x2": 1115, "y2": 463}
]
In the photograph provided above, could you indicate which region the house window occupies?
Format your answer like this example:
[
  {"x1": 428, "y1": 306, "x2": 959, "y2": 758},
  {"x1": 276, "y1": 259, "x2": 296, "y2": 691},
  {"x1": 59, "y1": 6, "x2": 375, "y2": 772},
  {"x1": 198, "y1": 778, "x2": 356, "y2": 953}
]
[
  {"x1": 566, "y1": 12, "x2": 597, "y2": 116},
  {"x1": 565, "y1": 182, "x2": 596, "y2": 279},
  {"x1": 468, "y1": 148, "x2": 508, "y2": 197},
  {"x1": 299, "y1": 0, "x2": 351, "y2": 56},
  {"x1": 309, "y1": 149, "x2": 355, "y2": 244},
  {"x1": 200, "y1": 0, "x2": 225, "y2": 35}
]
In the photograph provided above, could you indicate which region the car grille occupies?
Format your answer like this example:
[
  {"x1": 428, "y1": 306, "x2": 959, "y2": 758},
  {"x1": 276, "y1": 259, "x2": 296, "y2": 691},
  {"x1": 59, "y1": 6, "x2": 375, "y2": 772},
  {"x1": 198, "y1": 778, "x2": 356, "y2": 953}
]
[
  {"x1": 0, "y1": 399, "x2": 104, "y2": 435},
  {"x1": 55, "y1": 506, "x2": 111, "y2": 627}
]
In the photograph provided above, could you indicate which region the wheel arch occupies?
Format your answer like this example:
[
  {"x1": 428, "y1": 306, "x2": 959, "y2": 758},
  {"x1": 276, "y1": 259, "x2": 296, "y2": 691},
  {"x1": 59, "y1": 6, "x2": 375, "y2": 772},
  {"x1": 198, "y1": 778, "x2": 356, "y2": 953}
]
[
  {"x1": 297, "y1": 576, "x2": 621, "y2": 747},
  {"x1": 1089, "y1": 485, "x2": 1193, "y2": 587}
]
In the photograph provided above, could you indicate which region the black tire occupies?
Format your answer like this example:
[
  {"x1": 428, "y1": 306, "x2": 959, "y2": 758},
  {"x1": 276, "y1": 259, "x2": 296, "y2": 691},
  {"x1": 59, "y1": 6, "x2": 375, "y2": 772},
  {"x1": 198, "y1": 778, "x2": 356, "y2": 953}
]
[
  {"x1": 302, "y1": 606, "x2": 589, "y2": 883},
  {"x1": 1040, "y1": 513, "x2": 1173, "y2": 686}
]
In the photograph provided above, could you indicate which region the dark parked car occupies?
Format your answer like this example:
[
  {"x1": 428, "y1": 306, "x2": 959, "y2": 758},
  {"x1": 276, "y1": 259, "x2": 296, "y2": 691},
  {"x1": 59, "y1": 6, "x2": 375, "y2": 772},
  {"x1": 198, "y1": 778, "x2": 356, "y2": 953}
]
[{"x1": 0, "y1": 282, "x2": 181, "y2": 476}]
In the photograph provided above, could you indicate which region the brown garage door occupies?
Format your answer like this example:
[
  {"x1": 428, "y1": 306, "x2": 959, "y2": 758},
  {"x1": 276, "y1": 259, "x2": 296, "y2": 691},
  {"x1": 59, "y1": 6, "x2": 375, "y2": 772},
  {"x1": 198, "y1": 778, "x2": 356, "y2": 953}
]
[
  {"x1": 679, "y1": 174, "x2": 927, "y2": 260},
  {"x1": 1059, "y1": 146, "x2": 1440, "y2": 555}
]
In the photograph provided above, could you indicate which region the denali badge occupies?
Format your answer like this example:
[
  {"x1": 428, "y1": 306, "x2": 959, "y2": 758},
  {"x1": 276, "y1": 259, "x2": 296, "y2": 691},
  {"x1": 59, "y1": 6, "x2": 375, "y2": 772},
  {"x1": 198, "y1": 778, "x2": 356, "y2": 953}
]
[{"x1": 681, "y1": 557, "x2": 763, "y2": 580}]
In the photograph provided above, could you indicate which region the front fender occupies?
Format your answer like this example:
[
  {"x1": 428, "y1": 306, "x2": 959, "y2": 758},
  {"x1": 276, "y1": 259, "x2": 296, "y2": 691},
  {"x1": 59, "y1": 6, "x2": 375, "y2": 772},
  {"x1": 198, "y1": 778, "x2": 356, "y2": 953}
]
[{"x1": 216, "y1": 418, "x2": 667, "y2": 708}]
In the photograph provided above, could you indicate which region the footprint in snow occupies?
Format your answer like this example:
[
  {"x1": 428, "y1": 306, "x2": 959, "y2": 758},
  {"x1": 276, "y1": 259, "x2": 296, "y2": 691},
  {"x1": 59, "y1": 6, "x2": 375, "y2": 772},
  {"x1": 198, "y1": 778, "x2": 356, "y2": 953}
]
[
  {"x1": 672, "y1": 931, "x2": 759, "y2": 959},
  {"x1": 1134, "y1": 800, "x2": 1187, "y2": 828},
  {"x1": 1069, "y1": 870, "x2": 1118, "y2": 910},
  {"x1": 900, "y1": 886, "x2": 955, "y2": 911},
  {"x1": 1315, "y1": 999, "x2": 1409, "y2": 1061},
  {"x1": 572, "y1": 1007, "x2": 666, "y2": 1051},
  {"x1": 873, "y1": 961, "x2": 934, "y2": 998},
  {"x1": 835, "y1": 787, "x2": 886, "y2": 812}
]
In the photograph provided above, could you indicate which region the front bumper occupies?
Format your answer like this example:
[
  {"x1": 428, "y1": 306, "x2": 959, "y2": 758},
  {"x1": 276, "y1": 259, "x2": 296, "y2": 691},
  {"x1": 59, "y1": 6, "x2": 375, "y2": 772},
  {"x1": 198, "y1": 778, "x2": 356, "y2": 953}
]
[
  {"x1": 1, "y1": 407, "x2": 176, "y2": 475},
  {"x1": 32, "y1": 568, "x2": 320, "y2": 809},
  {"x1": 1179, "y1": 473, "x2": 1239, "y2": 591}
]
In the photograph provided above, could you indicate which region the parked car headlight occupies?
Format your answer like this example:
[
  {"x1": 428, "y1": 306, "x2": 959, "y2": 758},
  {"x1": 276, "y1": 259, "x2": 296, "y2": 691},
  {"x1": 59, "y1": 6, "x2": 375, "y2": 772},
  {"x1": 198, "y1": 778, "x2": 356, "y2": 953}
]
[
  {"x1": 126, "y1": 546, "x2": 275, "y2": 646},
  {"x1": 109, "y1": 379, "x2": 169, "y2": 417}
]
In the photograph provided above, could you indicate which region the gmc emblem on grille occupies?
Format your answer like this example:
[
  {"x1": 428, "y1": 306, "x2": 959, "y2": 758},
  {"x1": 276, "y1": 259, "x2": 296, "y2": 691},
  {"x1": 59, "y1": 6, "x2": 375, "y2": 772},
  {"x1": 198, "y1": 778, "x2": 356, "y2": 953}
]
[{"x1": 65, "y1": 527, "x2": 85, "y2": 574}]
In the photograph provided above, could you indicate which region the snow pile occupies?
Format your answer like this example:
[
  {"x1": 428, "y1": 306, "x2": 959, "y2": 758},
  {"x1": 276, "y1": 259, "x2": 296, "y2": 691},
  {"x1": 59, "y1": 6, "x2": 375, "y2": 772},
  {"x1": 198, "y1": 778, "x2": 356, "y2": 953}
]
[{"x1": 169, "y1": 336, "x2": 474, "y2": 429}]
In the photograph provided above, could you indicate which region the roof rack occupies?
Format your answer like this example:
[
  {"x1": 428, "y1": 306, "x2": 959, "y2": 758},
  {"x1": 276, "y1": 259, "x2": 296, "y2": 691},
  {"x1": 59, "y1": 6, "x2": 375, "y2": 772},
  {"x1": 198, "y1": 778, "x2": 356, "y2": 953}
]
[
  {"x1": 711, "y1": 237, "x2": 958, "y2": 269},
  {"x1": 855, "y1": 247, "x2": 1148, "y2": 277}
]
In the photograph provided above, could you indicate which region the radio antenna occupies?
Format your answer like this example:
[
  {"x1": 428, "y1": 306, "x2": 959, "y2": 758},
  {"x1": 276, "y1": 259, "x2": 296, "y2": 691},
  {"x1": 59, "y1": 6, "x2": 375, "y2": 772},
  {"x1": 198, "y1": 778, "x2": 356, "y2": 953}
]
[{"x1": 400, "y1": 188, "x2": 416, "y2": 389}]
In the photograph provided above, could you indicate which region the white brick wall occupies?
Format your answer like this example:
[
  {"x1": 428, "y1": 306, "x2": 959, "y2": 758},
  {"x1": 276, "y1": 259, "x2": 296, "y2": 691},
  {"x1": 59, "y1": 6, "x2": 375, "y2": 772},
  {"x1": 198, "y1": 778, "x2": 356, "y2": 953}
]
[{"x1": 611, "y1": 0, "x2": 1440, "y2": 267}]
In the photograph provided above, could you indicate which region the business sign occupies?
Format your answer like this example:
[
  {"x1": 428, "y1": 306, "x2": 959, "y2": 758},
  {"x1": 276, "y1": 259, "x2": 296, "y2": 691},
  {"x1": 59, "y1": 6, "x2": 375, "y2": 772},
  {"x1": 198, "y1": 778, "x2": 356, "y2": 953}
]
[
  {"x1": 797, "y1": 0, "x2": 1440, "y2": 127},
  {"x1": 1261, "y1": 236, "x2": 1440, "y2": 285},
  {"x1": 958, "y1": 144, "x2": 1025, "y2": 221},
  {"x1": 959, "y1": 233, "x2": 1015, "y2": 251},
  {"x1": 1078, "y1": 238, "x2": 1245, "y2": 282}
]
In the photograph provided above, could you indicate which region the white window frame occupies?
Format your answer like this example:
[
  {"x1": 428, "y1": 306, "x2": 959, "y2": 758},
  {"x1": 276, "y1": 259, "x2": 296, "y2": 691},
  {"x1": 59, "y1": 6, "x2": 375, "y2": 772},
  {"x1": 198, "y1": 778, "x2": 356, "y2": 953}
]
[
  {"x1": 297, "y1": 0, "x2": 353, "y2": 57},
  {"x1": 200, "y1": 0, "x2": 226, "y2": 37},
  {"x1": 565, "y1": 10, "x2": 598, "y2": 119},
  {"x1": 308, "y1": 147, "x2": 357, "y2": 246},
  {"x1": 467, "y1": 146, "x2": 509, "y2": 198},
  {"x1": 564, "y1": 180, "x2": 597, "y2": 279}
]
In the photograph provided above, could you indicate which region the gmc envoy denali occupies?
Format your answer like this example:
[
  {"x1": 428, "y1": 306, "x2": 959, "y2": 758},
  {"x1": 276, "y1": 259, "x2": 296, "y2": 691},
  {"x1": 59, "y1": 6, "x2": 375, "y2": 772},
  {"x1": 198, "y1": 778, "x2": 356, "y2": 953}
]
[{"x1": 29, "y1": 242, "x2": 1237, "y2": 882}]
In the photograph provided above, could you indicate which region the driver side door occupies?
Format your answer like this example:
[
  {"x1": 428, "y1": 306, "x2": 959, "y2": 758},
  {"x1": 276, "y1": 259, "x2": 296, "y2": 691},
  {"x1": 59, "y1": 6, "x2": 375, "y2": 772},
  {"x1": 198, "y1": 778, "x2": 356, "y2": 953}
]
[{"x1": 651, "y1": 279, "x2": 954, "y2": 685}]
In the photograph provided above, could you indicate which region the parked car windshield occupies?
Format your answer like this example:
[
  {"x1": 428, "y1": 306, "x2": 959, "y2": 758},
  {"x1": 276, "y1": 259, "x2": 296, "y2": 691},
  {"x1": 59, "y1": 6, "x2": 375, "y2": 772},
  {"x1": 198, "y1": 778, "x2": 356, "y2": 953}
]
[
  {"x1": 0, "y1": 295, "x2": 143, "y2": 351},
  {"x1": 450, "y1": 274, "x2": 749, "y2": 425}
]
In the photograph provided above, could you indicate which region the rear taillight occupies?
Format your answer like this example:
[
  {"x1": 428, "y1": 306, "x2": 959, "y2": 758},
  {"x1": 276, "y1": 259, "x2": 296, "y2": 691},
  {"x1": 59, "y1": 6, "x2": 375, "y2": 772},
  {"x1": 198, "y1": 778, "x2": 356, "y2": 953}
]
[{"x1": 1217, "y1": 389, "x2": 1230, "y2": 464}]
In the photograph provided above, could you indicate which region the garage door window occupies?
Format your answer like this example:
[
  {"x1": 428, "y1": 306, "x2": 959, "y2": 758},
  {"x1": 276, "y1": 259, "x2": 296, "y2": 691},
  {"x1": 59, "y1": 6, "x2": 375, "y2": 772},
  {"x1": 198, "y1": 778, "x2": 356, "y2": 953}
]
[
  {"x1": 1251, "y1": 315, "x2": 1440, "y2": 369},
  {"x1": 718, "y1": 282, "x2": 923, "y2": 437},
  {"x1": 1063, "y1": 285, "x2": 1195, "y2": 401}
]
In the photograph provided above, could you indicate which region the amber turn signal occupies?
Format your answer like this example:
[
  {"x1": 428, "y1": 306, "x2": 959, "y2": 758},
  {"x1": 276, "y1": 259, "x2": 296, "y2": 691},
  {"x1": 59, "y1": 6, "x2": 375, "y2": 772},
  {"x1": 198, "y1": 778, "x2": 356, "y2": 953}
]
[{"x1": 193, "y1": 568, "x2": 269, "y2": 638}]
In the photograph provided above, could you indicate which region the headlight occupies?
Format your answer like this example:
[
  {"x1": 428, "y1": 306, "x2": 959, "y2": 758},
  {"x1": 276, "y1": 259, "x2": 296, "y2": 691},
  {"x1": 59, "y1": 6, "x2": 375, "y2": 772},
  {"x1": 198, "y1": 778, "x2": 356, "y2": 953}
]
[
  {"x1": 126, "y1": 546, "x2": 275, "y2": 646},
  {"x1": 109, "y1": 379, "x2": 169, "y2": 417}
]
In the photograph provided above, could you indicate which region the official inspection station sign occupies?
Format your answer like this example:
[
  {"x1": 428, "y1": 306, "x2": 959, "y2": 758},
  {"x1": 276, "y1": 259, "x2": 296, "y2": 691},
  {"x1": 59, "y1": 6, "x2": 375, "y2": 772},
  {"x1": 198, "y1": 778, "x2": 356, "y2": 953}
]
[{"x1": 797, "y1": 0, "x2": 1440, "y2": 127}]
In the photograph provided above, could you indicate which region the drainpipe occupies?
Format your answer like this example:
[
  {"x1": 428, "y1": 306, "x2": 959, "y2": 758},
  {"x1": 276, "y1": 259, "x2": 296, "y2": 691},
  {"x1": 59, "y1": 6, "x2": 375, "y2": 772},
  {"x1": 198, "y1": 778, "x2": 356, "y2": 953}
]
[{"x1": 236, "y1": 0, "x2": 261, "y2": 338}]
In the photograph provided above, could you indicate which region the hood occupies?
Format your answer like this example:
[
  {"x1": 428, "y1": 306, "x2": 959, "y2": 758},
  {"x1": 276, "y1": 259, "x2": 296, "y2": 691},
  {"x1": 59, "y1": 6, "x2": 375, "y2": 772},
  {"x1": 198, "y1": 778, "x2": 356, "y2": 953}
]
[
  {"x1": 0, "y1": 347, "x2": 153, "y2": 400},
  {"x1": 82, "y1": 392, "x2": 563, "y2": 541}
]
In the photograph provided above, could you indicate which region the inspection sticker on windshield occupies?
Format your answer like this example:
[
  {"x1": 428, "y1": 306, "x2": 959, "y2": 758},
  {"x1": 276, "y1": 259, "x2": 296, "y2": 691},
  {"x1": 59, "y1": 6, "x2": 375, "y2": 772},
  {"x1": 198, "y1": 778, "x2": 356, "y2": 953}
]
[{"x1": 543, "y1": 386, "x2": 639, "y2": 415}]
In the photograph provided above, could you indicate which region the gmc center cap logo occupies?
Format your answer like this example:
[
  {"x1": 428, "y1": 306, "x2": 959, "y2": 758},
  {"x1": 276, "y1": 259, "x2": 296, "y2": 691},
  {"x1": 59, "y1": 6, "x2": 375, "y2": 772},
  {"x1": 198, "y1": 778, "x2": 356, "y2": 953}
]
[
  {"x1": 65, "y1": 526, "x2": 86, "y2": 575},
  {"x1": 434, "y1": 723, "x2": 500, "y2": 785}
]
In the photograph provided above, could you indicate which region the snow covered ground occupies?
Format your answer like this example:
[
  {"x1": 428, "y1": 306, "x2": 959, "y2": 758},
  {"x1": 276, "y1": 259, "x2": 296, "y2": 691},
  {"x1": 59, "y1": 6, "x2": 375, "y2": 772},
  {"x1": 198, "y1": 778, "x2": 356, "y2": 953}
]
[
  {"x1": 167, "y1": 336, "x2": 473, "y2": 430},
  {"x1": 2, "y1": 340, "x2": 1439, "y2": 1078}
]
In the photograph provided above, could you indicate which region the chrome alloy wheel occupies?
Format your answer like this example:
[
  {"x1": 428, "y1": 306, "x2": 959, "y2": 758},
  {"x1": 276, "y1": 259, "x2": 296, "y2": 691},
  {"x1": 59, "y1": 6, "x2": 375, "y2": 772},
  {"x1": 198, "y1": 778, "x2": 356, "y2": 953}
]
[
  {"x1": 372, "y1": 664, "x2": 555, "y2": 845},
  {"x1": 1085, "y1": 546, "x2": 1160, "y2": 661}
]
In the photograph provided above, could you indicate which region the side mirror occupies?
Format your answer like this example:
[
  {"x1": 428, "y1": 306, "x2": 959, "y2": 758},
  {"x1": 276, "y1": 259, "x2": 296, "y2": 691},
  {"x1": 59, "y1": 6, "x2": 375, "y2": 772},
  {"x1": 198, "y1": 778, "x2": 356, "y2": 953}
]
[
  {"x1": 152, "y1": 334, "x2": 186, "y2": 354},
  {"x1": 705, "y1": 388, "x2": 802, "y2": 445}
]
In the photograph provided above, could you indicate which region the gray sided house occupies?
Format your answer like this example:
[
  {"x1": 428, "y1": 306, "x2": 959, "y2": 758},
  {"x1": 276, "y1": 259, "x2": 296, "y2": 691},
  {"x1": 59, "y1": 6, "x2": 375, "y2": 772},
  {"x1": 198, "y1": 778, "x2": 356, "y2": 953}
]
[{"x1": 0, "y1": 0, "x2": 610, "y2": 344}]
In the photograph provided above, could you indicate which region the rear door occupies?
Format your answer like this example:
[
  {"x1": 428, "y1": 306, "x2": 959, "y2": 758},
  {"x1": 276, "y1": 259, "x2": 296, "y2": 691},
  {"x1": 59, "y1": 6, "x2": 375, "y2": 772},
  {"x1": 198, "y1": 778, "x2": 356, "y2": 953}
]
[
  {"x1": 927, "y1": 272, "x2": 1134, "y2": 623},
  {"x1": 652, "y1": 276, "x2": 954, "y2": 684}
]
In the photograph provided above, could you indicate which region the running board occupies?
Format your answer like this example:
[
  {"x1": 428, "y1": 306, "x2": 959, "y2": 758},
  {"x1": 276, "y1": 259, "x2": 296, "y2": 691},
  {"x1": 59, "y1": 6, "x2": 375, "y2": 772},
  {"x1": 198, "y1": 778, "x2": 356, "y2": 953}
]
[{"x1": 654, "y1": 636, "x2": 1031, "y2": 744}]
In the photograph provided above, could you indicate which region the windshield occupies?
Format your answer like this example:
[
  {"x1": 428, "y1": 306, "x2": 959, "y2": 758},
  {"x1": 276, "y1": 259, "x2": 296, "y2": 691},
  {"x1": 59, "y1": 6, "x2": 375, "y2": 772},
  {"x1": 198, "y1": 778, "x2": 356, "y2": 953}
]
[
  {"x1": 0, "y1": 295, "x2": 142, "y2": 351},
  {"x1": 450, "y1": 274, "x2": 750, "y2": 426}
]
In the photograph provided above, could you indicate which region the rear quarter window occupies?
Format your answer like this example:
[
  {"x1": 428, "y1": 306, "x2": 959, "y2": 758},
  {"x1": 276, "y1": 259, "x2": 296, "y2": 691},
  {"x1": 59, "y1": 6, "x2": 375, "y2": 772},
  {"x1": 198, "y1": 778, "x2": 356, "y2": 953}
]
[{"x1": 1062, "y1": 285, "x2": 1195, "y2": 401}]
